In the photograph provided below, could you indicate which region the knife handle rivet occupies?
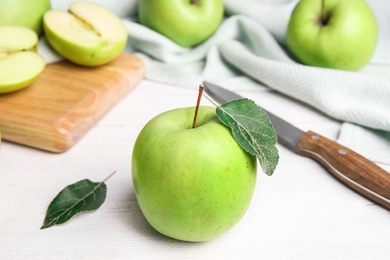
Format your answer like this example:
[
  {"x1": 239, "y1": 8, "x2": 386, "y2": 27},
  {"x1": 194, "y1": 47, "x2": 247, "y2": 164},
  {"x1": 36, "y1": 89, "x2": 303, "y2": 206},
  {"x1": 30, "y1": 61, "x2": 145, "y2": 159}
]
[
  {"x1": 338, "y1": 149, "x2": 348, "y2": 155},
  {"x1": 311, "y1": 134, "x2": 320, "y2": 140}
]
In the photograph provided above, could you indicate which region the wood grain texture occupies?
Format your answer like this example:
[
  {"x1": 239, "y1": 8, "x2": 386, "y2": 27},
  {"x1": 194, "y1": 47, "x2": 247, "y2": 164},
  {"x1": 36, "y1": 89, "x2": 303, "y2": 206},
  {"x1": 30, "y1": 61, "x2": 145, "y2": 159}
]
[
  {"x1": 297, "y1": 130, "x2": 390, "y2": 210},
  {"x1": 0, "y1": 53, "x2": 145, "y2": 153}
]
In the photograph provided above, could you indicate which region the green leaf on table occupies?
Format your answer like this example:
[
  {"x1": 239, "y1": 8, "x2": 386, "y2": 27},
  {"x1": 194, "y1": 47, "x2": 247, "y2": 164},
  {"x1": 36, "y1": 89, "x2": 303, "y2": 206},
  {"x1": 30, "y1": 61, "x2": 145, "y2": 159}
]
[
  {"x1": 216, "y1": 98, "x2": 279, "y2": 176},
  {"x1": 41, "y1": 172, "x2": 115, "y2": 229}
]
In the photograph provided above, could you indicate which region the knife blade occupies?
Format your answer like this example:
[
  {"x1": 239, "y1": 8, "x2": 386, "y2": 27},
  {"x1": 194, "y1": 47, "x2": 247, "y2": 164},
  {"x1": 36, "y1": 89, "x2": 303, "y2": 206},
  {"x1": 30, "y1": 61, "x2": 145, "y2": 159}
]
[{"x1": 203, "y1": 81, "x2": 390, "y2": 210}]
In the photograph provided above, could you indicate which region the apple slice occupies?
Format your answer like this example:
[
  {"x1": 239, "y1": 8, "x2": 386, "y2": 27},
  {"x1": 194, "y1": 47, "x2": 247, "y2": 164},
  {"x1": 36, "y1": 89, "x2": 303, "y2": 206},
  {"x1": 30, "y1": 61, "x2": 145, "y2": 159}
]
[
  {"x1": 0, "y1": 26, "x2": 45, "y2": 94},
  {"x1": 43, "y1": 2, "x2": 128, "y2": 67}
]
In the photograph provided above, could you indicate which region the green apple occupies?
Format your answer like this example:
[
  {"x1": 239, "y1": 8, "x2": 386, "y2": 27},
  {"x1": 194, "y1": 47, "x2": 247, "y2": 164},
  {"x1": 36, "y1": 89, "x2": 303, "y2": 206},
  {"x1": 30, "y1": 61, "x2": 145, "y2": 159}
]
[
  {"x1": 132, "y1": 106, "x2": 257, "y2": 242},
  {"x1": 43, "y1": 2, "x2": 128, "y2": 67},
  {"x1": 286, "y1": 0, "x2": 378, "y2": 71},
  {"x1": 0, "y1": 0, "x2": 51, "y2": 35},
  {"x1": 0, "y1": 26, "x2": 46, "y2": 94},
  {"x1": 138, "y1": 0, "x2": 224, "y2": 47}
]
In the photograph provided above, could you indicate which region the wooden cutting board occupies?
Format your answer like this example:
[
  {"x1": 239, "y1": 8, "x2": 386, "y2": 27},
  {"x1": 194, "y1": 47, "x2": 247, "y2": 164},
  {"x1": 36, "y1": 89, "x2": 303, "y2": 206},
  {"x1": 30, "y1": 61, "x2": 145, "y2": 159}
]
[{"x1": 0, "y1": 53, "x2": 145, "y2": 153}]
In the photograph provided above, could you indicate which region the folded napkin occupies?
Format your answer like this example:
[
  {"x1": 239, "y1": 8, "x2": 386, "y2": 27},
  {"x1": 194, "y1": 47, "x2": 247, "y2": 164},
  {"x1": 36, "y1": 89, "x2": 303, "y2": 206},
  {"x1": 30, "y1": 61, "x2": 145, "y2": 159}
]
[{"x1": 40, "y1": 0, "x2": 390, "y2": 166}]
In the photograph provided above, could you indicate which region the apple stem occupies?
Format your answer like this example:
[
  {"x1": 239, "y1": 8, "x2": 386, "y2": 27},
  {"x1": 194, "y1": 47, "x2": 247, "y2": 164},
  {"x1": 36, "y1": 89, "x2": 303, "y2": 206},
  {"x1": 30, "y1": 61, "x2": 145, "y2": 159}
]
[
  {"x1": 320, "y1": 0, "x2": 329, "y2": 26},
  {"x1": 191, "y1": 0, "x2": 200, "y2": 6},
  {"x1": 192, "y1": 84, "x2": 204, "y2": 128},
  {"x1": 101, "y1": 171, "x2": 116, "y2": 183}
]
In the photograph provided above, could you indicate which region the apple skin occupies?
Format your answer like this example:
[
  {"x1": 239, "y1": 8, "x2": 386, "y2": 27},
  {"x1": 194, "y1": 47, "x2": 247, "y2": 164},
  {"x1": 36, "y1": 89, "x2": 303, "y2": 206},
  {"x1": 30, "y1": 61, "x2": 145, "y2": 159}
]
[
  {"x1": 43, "y1": 2, "x2": 128, "y2": 67},
  {"x1": 0, "y1": 26, "x2": 45, "y2": 94},
  {"x1": 0, "y1": 52, "x2": 45, "y2": 94},
  {"x1": 286, "y1": 0, "x2": 378, "y2": 71},
  {"x1": 0, "y1": 0, "x2": 51, "y2": 35},
  {"x1": 138, "y1": 0, "x2": 224, "y2": 47},
  {"x1": 132, "y1": 106, "x2": 257, "y2": 242}
]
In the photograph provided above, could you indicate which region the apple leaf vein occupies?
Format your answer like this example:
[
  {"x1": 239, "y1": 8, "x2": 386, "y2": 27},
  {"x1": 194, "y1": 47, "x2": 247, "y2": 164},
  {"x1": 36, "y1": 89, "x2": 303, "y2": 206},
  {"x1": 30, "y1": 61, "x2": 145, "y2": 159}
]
[
  {"x1": 216, "y1": 98, "x2": 279, "y2": 176},
  {"x1": 41, "y1": 171, "x2": 115, "y2": 229}
]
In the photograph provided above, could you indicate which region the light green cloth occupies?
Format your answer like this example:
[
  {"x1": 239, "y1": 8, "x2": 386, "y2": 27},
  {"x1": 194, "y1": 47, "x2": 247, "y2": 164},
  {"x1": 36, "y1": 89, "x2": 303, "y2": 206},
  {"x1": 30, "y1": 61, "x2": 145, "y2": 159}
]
[{"x1": 40, "y1": 0, "x2": 390, "y2": 165}]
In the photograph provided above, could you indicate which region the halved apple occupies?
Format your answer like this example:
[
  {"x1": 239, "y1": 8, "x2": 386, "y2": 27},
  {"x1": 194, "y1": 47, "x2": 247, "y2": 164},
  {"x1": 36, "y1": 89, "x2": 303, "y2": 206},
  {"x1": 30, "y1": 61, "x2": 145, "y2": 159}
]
[
  {"x1": 43, "y1": 2, "x2": 128, "y2": 67},
  {"x1": 0, "y1": 26, "x2": 45, "y2": 94}
]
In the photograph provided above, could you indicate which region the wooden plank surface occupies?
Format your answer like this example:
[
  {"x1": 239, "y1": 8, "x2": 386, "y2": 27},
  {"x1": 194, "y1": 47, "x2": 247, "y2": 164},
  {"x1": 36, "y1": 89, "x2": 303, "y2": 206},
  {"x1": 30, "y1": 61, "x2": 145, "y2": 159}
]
[{"x1": 0, "y1": 53, "x2": 145, "y2": 153}]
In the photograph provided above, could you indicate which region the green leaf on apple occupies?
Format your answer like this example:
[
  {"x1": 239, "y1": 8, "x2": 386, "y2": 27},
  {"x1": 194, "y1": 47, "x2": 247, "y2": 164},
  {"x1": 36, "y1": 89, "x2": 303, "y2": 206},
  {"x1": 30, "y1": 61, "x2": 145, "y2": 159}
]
[
  {"x1": 216, "y1": 99, "x2": 279, "y2": 176},
  {"x1": 41, "y1": 171, "x2": 115, "y2": 229}
]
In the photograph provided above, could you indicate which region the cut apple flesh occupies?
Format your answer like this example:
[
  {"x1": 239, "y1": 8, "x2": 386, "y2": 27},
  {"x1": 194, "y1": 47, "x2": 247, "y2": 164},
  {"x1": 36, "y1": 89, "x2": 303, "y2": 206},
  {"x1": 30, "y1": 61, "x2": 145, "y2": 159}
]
[
  {"x1": 45, "y1": 11, "x2": 102, "y2": 48},
  {"x1": 0, "y1": 26, "x2": 38, "y2": 51},
  {"x1": 0, "y1": 26, "x2": 45, "y2": 94},
  {"x1": 0, "y1": 52, "x2": 45, "y2": 93},
  {"x1": 69, "y1": 2, "x2": 126, "y2": 42},
  {"x1": 43, "y1": 2, "x2": 127, "y2": 66}
]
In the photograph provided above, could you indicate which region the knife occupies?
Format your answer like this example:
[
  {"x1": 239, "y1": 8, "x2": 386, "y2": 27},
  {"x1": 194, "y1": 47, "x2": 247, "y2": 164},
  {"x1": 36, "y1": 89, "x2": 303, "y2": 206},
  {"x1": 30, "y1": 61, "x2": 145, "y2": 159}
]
[{"x1": 203, "y1": 81, "x2": 390, "y2": 210}]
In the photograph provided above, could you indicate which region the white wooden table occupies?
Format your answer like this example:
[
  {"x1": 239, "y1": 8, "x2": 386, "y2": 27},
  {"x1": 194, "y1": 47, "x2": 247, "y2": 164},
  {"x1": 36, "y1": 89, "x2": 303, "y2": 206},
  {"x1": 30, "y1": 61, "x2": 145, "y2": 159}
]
[{"x1": 1, "y1": 79, "x2": 389, "y2": 259}]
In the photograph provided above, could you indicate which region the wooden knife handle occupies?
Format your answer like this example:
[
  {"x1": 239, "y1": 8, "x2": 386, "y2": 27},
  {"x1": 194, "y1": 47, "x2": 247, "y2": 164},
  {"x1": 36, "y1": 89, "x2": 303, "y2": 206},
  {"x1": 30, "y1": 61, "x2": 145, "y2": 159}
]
[{"x1": 297, "y1": 130, "x2": 390, "y2": 210}]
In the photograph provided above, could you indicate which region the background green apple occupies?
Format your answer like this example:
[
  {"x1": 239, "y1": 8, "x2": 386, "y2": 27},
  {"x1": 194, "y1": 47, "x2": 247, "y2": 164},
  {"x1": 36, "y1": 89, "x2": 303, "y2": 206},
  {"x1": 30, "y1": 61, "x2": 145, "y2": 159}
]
[
  {"x1": 43, "y1": 2, "x2": 128, "y2": 67},
  {"x1": 0, "y1": 0, "x2": 51, "y2": 35},
  {"x1": 132, "y1": 106, "x2": 257, "y2": 242},
  {"x1": 138, "y1": 0, "x2": 224, "y2": 47},
  {"x1": 286, "y1": 0, "x2": 378, "y2": 71},
  {"x1": 0, "y1": 26, "x2": 45, "y2": 94}
]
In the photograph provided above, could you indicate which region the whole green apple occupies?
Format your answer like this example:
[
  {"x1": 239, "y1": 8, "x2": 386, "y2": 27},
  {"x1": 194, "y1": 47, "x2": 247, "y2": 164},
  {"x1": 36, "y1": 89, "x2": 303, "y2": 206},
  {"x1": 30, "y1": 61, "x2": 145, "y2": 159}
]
[
  {"x1": 286, "y1": 0, "x2": 378, "y2": 71},
  {"x1": 132, "y1": 106, "x2": 257, "y2": 242},
  {"x1": 138, "y1": 0, "x2": 224, "y2": 47},
  {"x1": 0, "y1": 26, "x2": 46, "y2": 94},
  {"x1": 0, "y1": 0, "x2": 51, "y2": 35},
  {"x1": 43, "y1": 2, "x2": 128, "y2": 67}
]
